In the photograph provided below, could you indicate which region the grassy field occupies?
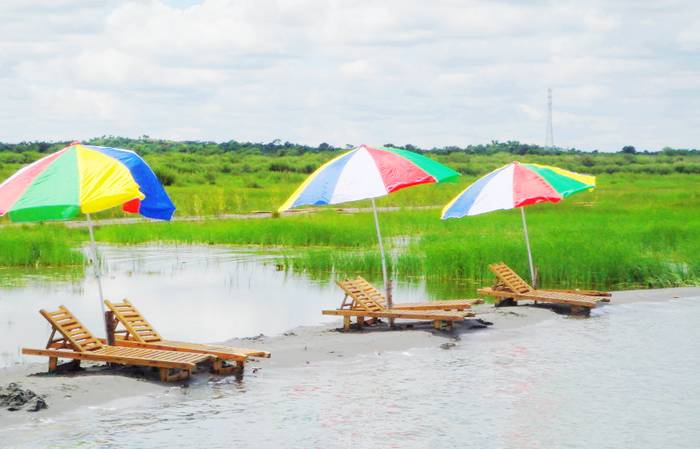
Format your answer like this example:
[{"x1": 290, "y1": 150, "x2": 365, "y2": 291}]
[{"x1": 1, "y1": 143, "x2": 699, "y2": 297}]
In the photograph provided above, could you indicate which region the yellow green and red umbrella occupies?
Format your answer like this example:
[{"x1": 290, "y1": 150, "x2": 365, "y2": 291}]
[
  {"x1": 0, "y1": 142, "x2": 175, "y2": 335},
  {"x1": 0, "y1": 142, "x2": 174, "y2": 222}
]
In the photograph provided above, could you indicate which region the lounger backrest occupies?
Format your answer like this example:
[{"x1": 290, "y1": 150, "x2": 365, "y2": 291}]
[
  {"x1": 489, "y1": 263, "x2": 532, "y2": 294},
  {"x1": 336, "y1": 278, "x2": 386, "y2": 312},
  {"x1": 354, "y1": 277, "x2": 388, "y2": 308},
  {"x1": 40, "y1": 306, "x2": 103, "y2": 352},
  {"x1": 104, "y1": 299, "x2": 163, "y2": 343}
]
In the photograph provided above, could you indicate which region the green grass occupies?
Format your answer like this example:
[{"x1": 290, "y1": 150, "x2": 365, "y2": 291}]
[
  {"x1": 1, "y1": 148, "x2": 699, "y2": 297},
  {"x1": 273, "y1": 173, "x2": 700, "y2": 295},
  {"x1": 0, "y1": 224, "x2": 84, "y2": 267}
]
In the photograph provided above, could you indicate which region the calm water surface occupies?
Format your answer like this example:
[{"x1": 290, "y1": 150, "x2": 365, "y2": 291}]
[
  {"x1": 2, "y1": 298, "x2": 699, "y2": 448},
  {"x1": 0, "y1": 245, "x2": 440, "y2": 368},
  {"x1": 1, "y1": 246, "x2": 698, "y2": 448}
]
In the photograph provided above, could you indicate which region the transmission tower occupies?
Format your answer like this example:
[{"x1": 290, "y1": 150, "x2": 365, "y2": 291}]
[{"x1": 545, "y1": 87, "x2": 554, "y2": 149}]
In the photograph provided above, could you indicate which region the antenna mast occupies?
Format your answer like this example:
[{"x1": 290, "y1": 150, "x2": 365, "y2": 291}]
[{"x1": 545, "y1": 87, "x2": 554, "y2": 149}]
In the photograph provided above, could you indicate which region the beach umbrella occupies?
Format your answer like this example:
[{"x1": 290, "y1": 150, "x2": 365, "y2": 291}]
[
  {"x1": 0, "y1": 142, "x2": 175, "y2": 333},
  {"x1": 279, "y1": 144, "x2": 459, "y2": 308},
  {"x1": 441, "y1": 161, "x2": 595, "y2": 286}
]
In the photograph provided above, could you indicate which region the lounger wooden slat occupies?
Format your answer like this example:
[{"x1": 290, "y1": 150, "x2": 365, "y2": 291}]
[
  {"x1": 391, "y1": 300, "x2": 484, "y2": 311},
  {"x1": 324, "y1": 277, "x2": 477, "y2": 330},
  {"x1": 21, "y1": 348, "x2": 202, "y2": 371},
  {"x1": 478, "y1": 263, "x2": 611, "y2": 315},
  {"x1": 338, "y1": 277, "x2": 482, "y2": 312},
  {"x1": 21, "y1": 306, "x2": 215, "y2": 381},
  {"x1": 104, "y1": 299, "x2": 271, "y2": 367},
  {"x1": 323, "y1": 308, "x2": 469, "y2": 321}
]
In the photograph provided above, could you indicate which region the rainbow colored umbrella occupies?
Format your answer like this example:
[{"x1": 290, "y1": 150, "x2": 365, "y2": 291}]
[
  {"x1": 0, "y1": 142, "x2": 175, "y2": 333},
  {"x1": 280, "y1": 144, "x2": 459, "y2": 308},
  {"x1": 441, "y1": 161, "x2": 595, "y2": 284},
  {"x1": 0, "y1": 143, "x2": 174, "y2": 222}
]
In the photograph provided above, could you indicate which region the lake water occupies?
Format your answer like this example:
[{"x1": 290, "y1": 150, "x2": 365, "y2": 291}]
[
  {"x1": 0, "y1": 245, "x2": 442, "y2": 368},
  {"x1": 1, "y1": 246, "x2": 699, "y2": 448},
  {"x1": 2, "y1": 295, "x2": 699, "y2": 448}
]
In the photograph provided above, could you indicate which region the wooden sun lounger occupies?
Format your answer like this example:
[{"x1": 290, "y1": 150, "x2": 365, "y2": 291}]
[
  {"x1": 478, "y1": 263, "x2": 611, "y2": 315},
  {"x1": 21, "y1": 306, "x2": 214, "y2": 382},
  {"x1": 323, "y1": 277, "x2": 475, "y2": 330},
  {"x1": 104, "y1": 299, "x2": 270, "y2": 372},
  {"x1": 340, "y1": 277, "x2": 483, "y2": 311}
]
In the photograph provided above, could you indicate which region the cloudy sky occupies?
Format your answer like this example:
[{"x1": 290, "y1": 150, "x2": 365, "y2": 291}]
[{"x1": 1, "y1": 0, "x2": 698, "y2": 151}]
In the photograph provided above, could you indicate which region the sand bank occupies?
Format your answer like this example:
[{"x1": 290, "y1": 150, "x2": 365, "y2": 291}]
[{"x1": 1, "y1": 286, "x2": 697, "y2": 428}]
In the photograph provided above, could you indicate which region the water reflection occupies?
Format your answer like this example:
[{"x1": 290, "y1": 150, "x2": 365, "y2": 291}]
[{"x1": 0, "y1": 245, "x2": 462, "y2": 368}]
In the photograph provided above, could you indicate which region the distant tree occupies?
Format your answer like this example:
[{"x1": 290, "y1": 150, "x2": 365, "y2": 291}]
[
  {"x1": 621, "y1": 145, "x2": 636, "y2": 154},
  {"x1": 404, "y1": 144, "x2": 420, "y2": 152}
]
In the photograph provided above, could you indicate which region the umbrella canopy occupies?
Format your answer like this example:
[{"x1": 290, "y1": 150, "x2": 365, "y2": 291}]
[
  {"x1": 441, "y1": 161, "x2": 595, "y2": 218},
  {"x1": 0, "y1": 142, "x2": 175, "y2": 337},
  {"x1": 0, "y1": 143, "x2": 175, "y2": 223},
  {"x1": 279, "y1": 144, "x2": 459, "y2": 211},
  {"x1": 441, "y1": 161, "x2": 595, "y2": 285},
  {"x1": 280, "y1": 144, "x2": 459, "y2": 311}
]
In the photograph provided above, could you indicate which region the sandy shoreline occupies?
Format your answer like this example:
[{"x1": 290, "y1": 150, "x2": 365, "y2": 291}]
[{"x1": 1, "y1": 286, "x2": 698, "y2": 428}]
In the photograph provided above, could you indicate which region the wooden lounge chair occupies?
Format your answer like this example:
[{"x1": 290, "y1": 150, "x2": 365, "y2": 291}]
[
  {"x1": 104, "y1": 299, "x2": 270, "y2": 372},
  {"x1": 340, "y1": 277, "x2": 483, "y2": 311},
  {"x1": 323, "y1": 277, "x2": 475, "y2": 331},
  {"x1": 478, "y1": 263, "x2": 611, "y2": 315},
  {"x1": 21, "y1": 306, "x2": 214, "y2": 382}
]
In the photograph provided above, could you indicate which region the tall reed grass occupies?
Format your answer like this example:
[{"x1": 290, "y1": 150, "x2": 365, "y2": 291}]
[
  {"x1": 1, "y1": 173, "x2": 698, "y2": 296},
  {"x1": 0, "y1": 224, "x2": 83, "y2": 267}
]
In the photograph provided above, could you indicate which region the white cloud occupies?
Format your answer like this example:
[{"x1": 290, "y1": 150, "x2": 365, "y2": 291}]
[{"x1": 0, "y1": 0, "x2": 698, "y2": 151}]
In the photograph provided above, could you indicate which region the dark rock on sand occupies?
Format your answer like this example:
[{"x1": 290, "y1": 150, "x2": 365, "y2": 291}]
[
  {"x1": 243, "y1": 333, "x2": 266, "y2": 341},
  {"x1": 440, "y1": 342, "x2": 457, "y2": 350},
  {"x1": 0, "y1": 383, "x2": 48, "y2": 412}
]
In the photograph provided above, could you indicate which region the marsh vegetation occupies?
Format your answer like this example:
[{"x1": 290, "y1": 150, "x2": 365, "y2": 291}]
[{"x1": 1, "y1": 138, "x2": 698, "y2": 295}]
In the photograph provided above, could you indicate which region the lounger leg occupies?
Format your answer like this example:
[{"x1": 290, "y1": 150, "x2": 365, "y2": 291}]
[
  {"x1": 160, "y1": 368, "x2": 191, "y2": 382},
  {"x1": 212, "y1": 359, "x2": 244, "y2": 375},
  {"x1": 357, "y1": 316, "x2": 364, "y2": 329},
  {"x1": 343, "y1": 316, "x2": 351, "y2": 331},
  {"x1": 48, "y1": 357, "x2": 58, "y2": 372}
]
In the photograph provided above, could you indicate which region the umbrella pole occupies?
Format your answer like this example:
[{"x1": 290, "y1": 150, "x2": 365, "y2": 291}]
[
  {"x1": 86, "y1": 214, "x2": 108, "y2": 336},
  {"x1": 520, "y1": 207, "x2": 536, "y2": 287},
  {"x1": 371, "y1": 198, "x2": 392, "y2": 310}
]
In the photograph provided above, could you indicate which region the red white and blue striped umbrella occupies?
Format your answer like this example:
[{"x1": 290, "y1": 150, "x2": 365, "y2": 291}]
[
  {"x1": 280, "y1": 145, "x2": 459, "y2": 308},
  {"x1": 442, "y1": 162, "x2": 596, "y2": 284},
  {"x1": 279, "y1": 144, "x2": 459, "y2": 210}
]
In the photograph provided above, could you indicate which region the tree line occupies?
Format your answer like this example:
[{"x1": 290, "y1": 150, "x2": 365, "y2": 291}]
[{"x1": 0, "y1": 136, "x2": 696, "y2": 157}]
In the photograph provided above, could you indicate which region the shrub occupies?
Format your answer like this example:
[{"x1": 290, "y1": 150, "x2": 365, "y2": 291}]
[{"x1": 154, "y1": 167, "x2": 176, "y2": 186}]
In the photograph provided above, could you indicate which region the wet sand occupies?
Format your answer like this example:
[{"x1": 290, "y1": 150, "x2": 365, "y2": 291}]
[{"x1": 1, "y1": 286, "x2": 698, "y2": 427}]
